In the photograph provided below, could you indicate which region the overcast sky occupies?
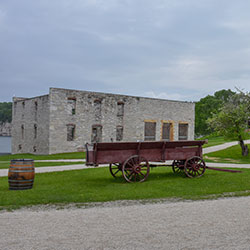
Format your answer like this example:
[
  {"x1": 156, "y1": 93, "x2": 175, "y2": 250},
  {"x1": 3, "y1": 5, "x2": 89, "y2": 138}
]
[{"x1": 0, "y1": 0, "x2": 250, "y2": 102}]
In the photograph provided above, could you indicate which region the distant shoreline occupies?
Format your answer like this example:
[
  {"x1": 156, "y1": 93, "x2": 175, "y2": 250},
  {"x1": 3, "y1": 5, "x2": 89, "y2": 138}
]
[{"x1": 0, "y1": 152, "x2": 11, "y2": 155}]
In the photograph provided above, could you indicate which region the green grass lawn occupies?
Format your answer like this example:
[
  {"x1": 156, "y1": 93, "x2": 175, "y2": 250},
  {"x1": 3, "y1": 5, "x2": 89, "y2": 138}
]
[
  {"x1": 204, "y1": 144, "x2": 250, "y2": 164},
  {"x1": 0, "y1": 161, "x2": 84, "y2": 169},
  {"x1": 1, "y1": 166, "x2": 249, "y2": 211},
  {"x1": 199, "y1": 133, "x2": 250, "y2": 148},
  {"x1": 0, "y1": 151, "x2": 85, "y2": 161},
  {"x1": 198, "y1": 136, "x2": 232, "y2": 148}
]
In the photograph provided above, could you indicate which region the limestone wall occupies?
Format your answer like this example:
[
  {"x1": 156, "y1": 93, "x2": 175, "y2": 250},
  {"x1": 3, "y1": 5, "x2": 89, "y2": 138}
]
[
  {"x1": 11, "y1": 87, "x2": 195, "y2": 155},
  {"x1": 11, "y1": 95, "x2": 50, "y2": 154},
  {"x1": 48, "y1": 88, "x2": 195, "y2": 154}
]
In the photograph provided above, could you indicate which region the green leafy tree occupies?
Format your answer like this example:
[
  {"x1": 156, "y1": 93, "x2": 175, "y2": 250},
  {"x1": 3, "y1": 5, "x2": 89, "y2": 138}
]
[
  {"x1": 195, "y1": 89, "x2": 235, "y2": 136},
  {"x1": 0, "y1": 102, "x2": 12, "y2": 123},
  {"x1": 207, "y1": 91, "x2": 250, "y2": 156}
]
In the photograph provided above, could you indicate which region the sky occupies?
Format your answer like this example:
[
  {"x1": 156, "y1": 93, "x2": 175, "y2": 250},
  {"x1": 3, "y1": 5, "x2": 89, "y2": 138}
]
[{"x1": 0, "y1": 0, "x2": 250, "y2": 102}]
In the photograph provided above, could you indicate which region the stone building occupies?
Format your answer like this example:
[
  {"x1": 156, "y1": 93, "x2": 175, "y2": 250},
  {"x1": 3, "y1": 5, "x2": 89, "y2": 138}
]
[{"x1": 12, "y1": 87, "x2": 195, "y2": 155}]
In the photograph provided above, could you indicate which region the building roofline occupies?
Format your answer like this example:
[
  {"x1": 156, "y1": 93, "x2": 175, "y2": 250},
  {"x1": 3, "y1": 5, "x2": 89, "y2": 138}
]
[
  {"x1": 13, "y1": 94, "x2": 49, "y2": 103},
  {"x1": 49, "y1": 87, "x2": 194, "y2": 104}
]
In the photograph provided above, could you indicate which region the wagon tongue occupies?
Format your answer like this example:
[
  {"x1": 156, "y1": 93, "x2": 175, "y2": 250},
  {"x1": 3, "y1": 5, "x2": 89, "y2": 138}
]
[{"x1": 206, "y1": 166, "x2": 242, "y2": 173}]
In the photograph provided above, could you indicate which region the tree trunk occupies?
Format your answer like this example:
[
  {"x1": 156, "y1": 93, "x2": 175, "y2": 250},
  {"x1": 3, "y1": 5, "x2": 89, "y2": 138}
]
[{"x1": 239, "y1": 139, "x2": 249, "y2": 156}]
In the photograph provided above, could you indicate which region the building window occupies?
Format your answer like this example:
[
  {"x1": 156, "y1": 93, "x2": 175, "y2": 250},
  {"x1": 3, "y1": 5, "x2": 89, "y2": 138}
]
[
  {"x1": 116, "y1": 126, "x2": 123, "y2": 141},
  {"x1": 67, "y1": 97, "x2": 76, "y2": 115},
  {"x1": 34, "y1": 101, "x2": 38, "y2": 121},
  {"x1": 91, "y1": 124, "x2": 102, "y2": 143},
  {"x1": 178, "y1": 123, "x2": 188, "y2": 140},
  {"x1": 94, "y1": 99, "x2": 102, "y2": 121},
  {"x1": 35, "y1": 101, "x2": 38, "y2": 111},
  {"x1": 21, "y1": 125, "x2": 24, "y2": 139},
  {"x1": 34, "y1": 124, "x2": 37, "y2": 139},
  {"x1": 144, "y1": 121, "x2": 156, "y2": 141},
  {"x1": 67, "y1": 124, "x2": 75, "y2": 141},
  {"x1": 162, "y1": 122, "x2": 173, "y2": 141},
  {"x1": 117, "y1": 102, "x2": 124, "y2": 117},
  {"x1": 22, "y1": 101, "x2": 25, "y2": 119}
]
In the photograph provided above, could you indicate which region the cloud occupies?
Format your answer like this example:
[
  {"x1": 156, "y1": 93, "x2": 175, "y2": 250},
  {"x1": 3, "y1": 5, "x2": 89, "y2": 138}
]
[{"x1": 0, "y1": 0, "x2": 250, "y2": 102}]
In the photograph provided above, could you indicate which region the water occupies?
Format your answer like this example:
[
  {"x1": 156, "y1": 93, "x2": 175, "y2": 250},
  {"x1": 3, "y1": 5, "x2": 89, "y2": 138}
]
[{"x1": 0, "y1": 136, "x2": 11, "y2": 153}]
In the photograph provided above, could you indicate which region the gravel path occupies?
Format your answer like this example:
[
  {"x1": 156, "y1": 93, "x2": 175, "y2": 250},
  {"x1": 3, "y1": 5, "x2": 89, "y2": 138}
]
[
  {"x1": 203, "y1": 139, "x2": 250, "y2": 154},
  {"x1": 1, "y1": 196, "x2": 250, "y2": 250}
]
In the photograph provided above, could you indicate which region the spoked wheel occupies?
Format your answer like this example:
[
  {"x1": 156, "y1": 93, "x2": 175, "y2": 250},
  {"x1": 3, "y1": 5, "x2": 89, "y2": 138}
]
[
  {"x1": 122, "y1": 155, "x2": 150, "y2": 183},
  {"x1": 184, "y1": 156, "x2": 206, "y2": 178},
  {"x1": 172, "y1": 160, "x2": 185, "y2": 173},
  {"x1": 109, "y1": 163, "x2": 122, "y2": 178}
]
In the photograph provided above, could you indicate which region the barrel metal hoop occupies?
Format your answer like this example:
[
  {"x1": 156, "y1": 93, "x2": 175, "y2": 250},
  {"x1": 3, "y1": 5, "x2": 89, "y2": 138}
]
[
  {"x1": 9, "y1": 170, "x2": 35, "y2": 173},
  {"x1": 8, "y1": 179, "x2": 34, "y2": 182},
  {"x1": 9, "y1": 183, "x2": 33, "y2": 186},
  {"x1": 10, "y1": 165, "x2": 34, "y2": 168},
  {"x1": 9, "y1": 186, "x2": 33, "y2": 190}
]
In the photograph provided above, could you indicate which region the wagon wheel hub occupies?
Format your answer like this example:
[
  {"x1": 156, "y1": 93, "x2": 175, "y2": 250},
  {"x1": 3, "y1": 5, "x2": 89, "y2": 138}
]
[
  {"x1": 192, "y1": 163, "x2": 200, "y2": 171},
  {"x1": 133, "y1": 165, "x2": 141, "y2": 174}
]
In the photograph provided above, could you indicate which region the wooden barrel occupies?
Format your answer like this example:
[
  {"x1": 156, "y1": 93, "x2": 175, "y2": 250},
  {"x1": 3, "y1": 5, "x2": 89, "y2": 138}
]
[{"x1": 8, "y1": 159, "x2": 35, "y2": 190}]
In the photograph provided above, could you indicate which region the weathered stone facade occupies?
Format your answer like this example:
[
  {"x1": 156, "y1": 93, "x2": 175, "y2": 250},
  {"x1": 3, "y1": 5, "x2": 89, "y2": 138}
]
[{"x1": 12, "y1": 88, "x2": 195, "y2": 155}]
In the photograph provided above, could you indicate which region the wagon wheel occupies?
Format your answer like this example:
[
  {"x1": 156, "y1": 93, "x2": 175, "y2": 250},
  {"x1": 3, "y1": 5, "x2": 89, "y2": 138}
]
[
  {"x1": 172, "y1": 160, "x2": 185, "y2": 173},
  {"x1": 122, "y1": 155, "x2": 150, "y2": 183},
  {"x1": 184, "y1": 156, "x2": 206, "y2": 178},
  {"x1": 109, "y1": 163, "x2": 122, "y2": 178}
]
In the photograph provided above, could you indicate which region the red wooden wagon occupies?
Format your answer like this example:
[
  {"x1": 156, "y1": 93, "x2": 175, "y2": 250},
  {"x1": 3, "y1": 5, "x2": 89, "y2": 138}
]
[{"x1": 86, "y1": 140, "x2": 208, "y2": 183}]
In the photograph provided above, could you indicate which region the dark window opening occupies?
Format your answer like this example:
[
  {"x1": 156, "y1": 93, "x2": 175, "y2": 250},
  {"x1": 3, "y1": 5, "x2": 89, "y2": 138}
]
[
  {"x1": 18, "y1": 144, "x2": 22, "y2": 150},
  {"x1": 144, "y1": 122, "x2": 156, "y2": 141},
  {"x1": 33, "y1": 146, "x2": 37, "y2": 152},
  {"x1": 22, "y1": 101, "x2": 25, "y2": 109},
  {"x1": 116, "y1": 126, "x2": 123, "y2": 141},
  {"x1": 34, "y1": 101, "x2": 38, "y2": 120},
  {"x1": 34, "y1": 124, "x2": 37, "y2": 139},
  {"x1": 67, "y1": 97, "x2": 76, "y2": 115},
  {"x1": 91, "y1": 125, "x2": 102, "y2": 143},
  {"x1": 178, "y1": 123, "x2": 188, "y2": 140},
  {"x1": 162, "y1": 123, "x2": 172, "y2": 141},
  {"x1": 67, "y1": 124, "x2": 75, "y2": 141},
  {"x1": 21, "y1": 125, "x2": 24, "y2": 139},
  {"x1": 35, "y1": 101, "x2": 38, "y2": 111},
  {"x1": 117, "y1": 102, "x2": 124, "y2": 117},
  {"x1": 94, "y1": 99, "x2": 102, "y2": 121}
]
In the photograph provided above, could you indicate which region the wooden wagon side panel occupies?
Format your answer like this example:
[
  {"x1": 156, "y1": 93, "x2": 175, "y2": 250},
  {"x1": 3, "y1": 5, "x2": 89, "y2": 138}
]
[
  {"x1": 165, "y1": 147, "x2": 201, "y2": 161},
  {"x1": 86, "y1": 140, "x2": 206, "y2": 166},
  {"x1": 95, "y1": 149, "x2": 137, "y2": 164}
]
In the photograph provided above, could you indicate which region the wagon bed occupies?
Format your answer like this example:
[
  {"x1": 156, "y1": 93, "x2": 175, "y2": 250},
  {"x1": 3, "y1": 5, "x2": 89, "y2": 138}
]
[{"x1": 86, "y1": 140, "x2": 209, "y2": 182}]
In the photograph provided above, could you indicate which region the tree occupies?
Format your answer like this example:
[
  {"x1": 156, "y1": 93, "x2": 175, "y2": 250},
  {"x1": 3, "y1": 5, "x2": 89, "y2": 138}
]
[
  {"x1": 195, "y1": 89, "x2": 235, "y2": 136},
  {"x1": 207, "y1": 90, "x2": 250, "y2": 156},
  {"x1": 0, "y1": 102, "x2": 12, "y2": 123}
]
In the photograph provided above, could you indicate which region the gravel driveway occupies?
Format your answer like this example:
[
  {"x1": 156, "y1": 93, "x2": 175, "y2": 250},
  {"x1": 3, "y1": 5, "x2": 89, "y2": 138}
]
[{"x1": 1, "y1": 196, "x2": 250, "y2": 250}]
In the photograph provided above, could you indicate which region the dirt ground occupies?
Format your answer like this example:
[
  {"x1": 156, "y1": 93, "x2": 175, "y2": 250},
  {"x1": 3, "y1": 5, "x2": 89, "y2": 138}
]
[{"x1": 1, "y1": 196, "x2": 250, "y2": 250}]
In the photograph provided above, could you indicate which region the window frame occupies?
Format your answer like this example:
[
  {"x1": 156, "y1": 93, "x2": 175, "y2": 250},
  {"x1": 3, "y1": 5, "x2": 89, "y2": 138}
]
[
  {"x1": 144, "y1": 120, "x2": 157, "y2": 141},
  {"x1": 178, "y1": 122, "x2": 189, "y2": 141}
]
